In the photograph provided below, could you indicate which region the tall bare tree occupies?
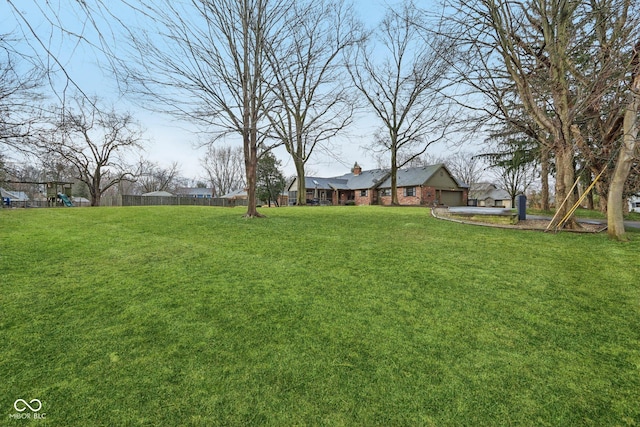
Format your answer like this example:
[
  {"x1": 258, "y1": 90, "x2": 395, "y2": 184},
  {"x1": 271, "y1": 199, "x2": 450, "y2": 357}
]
[
  {"x1": 608, "y1": 44, "x2": 640, "y2": 240},
  {"x1": 442, "y1": 151, "x2": 486, "y2": 187},
  {"x1": 37, "y1": 96, "x2": 144, "y2": 206},
  {"x1": 484, "y1": 137, "x2": 539, "y2": 206},
  {"x1": 201, "y1": 145, "x2": 246, "y2": 197},
  {"x1": 136, "y1": 159, "x2": 181, "y2": 194},
  {"x1": 348, "y1": 0, "x2": 456, "y2": 205},
  {"x1": 445, "y1": 0, "x2": 639, "y2": 232},
  {"x1": 0, "y1": 33, "x2": 44, "y2": 151},
  {"x1": 265, "y1": 0, "x2": 361, "y2": 205},
  {"x1": 103, "y1": 0, "x2": 290, "y2": 217}
]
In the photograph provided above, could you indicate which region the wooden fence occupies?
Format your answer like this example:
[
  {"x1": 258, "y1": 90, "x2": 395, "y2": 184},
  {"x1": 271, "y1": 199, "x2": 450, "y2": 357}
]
[
  {"x1": 2, "y1": 195, "x2": 248, "y2": 208},
  {"x1": 117, "y1": 195, "x2": 248, "y2": 207}
]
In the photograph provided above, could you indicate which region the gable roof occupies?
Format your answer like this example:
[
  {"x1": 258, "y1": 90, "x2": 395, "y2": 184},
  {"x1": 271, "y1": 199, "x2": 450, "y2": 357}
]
[
  {"x1": 336, "y1": 168, "x2": 390, "y2": 190},
  {"x1": 294, "y1": 168, "x2": 389, "y2": 191},
  {"x1": 0, "y1": 188, "x2": 29, "y2": 201},
  {"x1": 175, "y1": 187, "x2": 214, "y2": 197},
  {"x1": 142, "y1": 190, "x2": 175, "y2": 197},
  {"x1": 220, "y1": 188, "x2": 247, "y2": 198},
  {"x1": 469, "y1": 183, "x2": 510, "y2": 201},
  {"x1": 376, "y1": 164, "x2": 467, "y2": 189},
  {"x1": 377, "y1": 164, "x2": 442, "y2": 188},
  {"x1": 292, "y1": 164, "x2": 467, "y2": 192},
  {"x1": 302, "y1": 176, "x2": 348, "y2": 191}
]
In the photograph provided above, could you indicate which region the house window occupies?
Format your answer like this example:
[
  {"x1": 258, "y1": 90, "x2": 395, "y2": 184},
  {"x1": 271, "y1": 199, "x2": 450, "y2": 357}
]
[
  {"x1": 404, "y1": 187, "x2": 416, "y2": 197},
  {"x1": 380, "y1": 189, "x2": 391, "y2": 197},
  {"x1": 360, "y1": 190, "x2": 368, "y2": 197}
]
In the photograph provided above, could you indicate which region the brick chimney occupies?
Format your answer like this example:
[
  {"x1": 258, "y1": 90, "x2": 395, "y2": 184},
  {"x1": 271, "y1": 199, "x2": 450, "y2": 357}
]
[{"x1": 352, "y1": 162, "x2": 362, "y2": 176}]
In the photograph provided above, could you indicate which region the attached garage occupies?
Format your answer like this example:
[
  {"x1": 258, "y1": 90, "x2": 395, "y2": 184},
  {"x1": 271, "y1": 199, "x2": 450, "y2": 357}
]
[
  {"x1": 375, "y1": 164, "x2": 469, "y2": 206},
  {"x1": 439, "y1": 190, "x2": 464, "y2": 207}
]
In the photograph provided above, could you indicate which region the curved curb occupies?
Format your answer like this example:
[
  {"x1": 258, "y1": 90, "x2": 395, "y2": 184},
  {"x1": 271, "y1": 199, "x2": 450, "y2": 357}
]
[{"x1": 430, "y1": 207, "x2": 607, "y2": 233}]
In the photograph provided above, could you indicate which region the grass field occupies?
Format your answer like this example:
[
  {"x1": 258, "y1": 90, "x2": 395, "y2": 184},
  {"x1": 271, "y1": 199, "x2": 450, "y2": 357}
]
[{"x1": 1, "y1": 206, "x2": 639, "y2": 426}]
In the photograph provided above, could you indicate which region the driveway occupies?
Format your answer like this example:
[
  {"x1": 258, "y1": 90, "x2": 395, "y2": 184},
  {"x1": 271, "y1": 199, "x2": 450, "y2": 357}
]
[{"x1": 527, "y1": 215, "x2": 640, "y2": 229}]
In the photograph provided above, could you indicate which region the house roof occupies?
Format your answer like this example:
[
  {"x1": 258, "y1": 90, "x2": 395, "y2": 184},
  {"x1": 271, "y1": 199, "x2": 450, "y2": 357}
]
[
  {"x1": 297, "y1": 169, "x2": 389, "y2": 191},
  {"x1": 377, "y1": 164, "x2": 441, "y2": 188},
  {"x1": 302, "y1": 177, "x2": 347, "y2": 191},
  {"x1": 0, "y1": 188, "x2": 29, "y2": 201},
  {"x1": 293, "y1": 163, "x2": 467, "y2": 192},
  {"x1": 220, "y1": 189, "x2": 247, "y2": 198},
  {"x1": 142, "y1": 190, "x2": 175, "y2": 197},
  {"x1": 175, "y1": 187, "x2": 214, "y2": 197},
  {"x1": 469, "y1": 183, "x2": 510, "y2": 201},
  {"x1": 337, "y1": 169, "x2": 390, "y2": 190},
  {"x1": 376, "y1": 164, "x2": 465, "y2": 189}
]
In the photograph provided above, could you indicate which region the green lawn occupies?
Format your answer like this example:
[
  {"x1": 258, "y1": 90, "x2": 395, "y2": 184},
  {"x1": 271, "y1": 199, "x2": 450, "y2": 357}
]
[{"x1": 1, "y1": 206, "x2": 639, "y2": 426}]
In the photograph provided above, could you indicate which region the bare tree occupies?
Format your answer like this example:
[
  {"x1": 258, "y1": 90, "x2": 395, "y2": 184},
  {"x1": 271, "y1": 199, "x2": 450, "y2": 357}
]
[
  {"x1": 488, "y1": 154, "x2": 538, "y2": 208},
  {"x1": 348, "y1": 0, "x2": 456, "y2": 205},
  {"x1": 442, "y1": 151, "x2": 486, "y2": 187},
  {"x1": 37, "y1": 96, "x2": 144, "y2": 206},
  {"x1": 265, "y1": 0, "x2": 361, "y2": 205},
  {"x1": 135, "y1": 159, "x2": 181, "y2": 194},
  {"x1": 608, "y1": 44, "x2": 640, "y2": 240},
  {"x1": 201, "y1": 145, "x2": 246, "y2": 197},
  {"x1": 0, "y1": 33, "x2": 44, "y2": 151},
  {"x1": 99, "y1": 0, "x2": 291, "y2": 217},
  {"x1": 445, "y1": 0, "x2": 639, "y2": 232}
]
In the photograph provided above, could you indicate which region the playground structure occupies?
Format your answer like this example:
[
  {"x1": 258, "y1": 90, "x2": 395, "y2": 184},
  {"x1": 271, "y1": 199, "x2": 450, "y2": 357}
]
[{"x1": 1, "y1": 180, "x2": 75, "y2": 208}]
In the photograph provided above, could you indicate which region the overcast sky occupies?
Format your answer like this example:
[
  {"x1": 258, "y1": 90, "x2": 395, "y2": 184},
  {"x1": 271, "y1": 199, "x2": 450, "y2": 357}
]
[{"x1": 2, "y1": 0, "x2": 473, "y2": 181}]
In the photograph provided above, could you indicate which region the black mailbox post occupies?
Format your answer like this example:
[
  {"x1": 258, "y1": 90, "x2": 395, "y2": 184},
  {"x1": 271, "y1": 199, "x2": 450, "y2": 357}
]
[{"x1": 516, "y1": 194, "x2": 527, "y2": 220}]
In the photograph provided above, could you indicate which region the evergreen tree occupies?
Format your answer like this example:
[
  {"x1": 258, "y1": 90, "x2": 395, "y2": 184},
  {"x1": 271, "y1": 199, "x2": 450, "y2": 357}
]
[{"x1": 257, "y1": 152, "x2": 286, "y2": 207}]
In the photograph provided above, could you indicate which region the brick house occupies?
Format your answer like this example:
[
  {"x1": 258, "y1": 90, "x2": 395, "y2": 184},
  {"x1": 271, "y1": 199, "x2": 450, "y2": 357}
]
[{"x1": 287, "y1": 163, "x2": 468, "y2": 206}]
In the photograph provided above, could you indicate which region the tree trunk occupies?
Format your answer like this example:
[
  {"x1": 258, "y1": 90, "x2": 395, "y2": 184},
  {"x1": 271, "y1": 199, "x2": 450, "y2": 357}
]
[
  {"x1": 596, "y1": 180, "x2": 609, "y2": 213},
  {"x1": 295, "y1": 158, "x2": 306, "y2": 206},
  {"x1": 90, "y1": 187, "x2": 101, "y2": 207},
  {"x1": 607, "y1": 73, "x2": 639, "y2": 240},
  {"x1": 586, "y1": 189, "x2": 594, "y2": 210},
  {"x1": 90, "y1": 168, "x2": 101, "y2": 207},
  {"x1": 244, "y1": 138, "x2": 261, "y2": 217},
  {"x1": 553, "y1": 144, "x2": 579, "y2": 229},
  {"x1": 540, "y1": 145, "x2": 550, "y2": 211},
  {"x1": 391, "y1": 147, "x2": 399, "y2": 205}
]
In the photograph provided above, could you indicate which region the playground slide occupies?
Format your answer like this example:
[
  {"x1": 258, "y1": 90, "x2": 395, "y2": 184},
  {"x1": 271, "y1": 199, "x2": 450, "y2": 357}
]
[{"x1": 58, "y1": 193, "x2": 74, "y2": 207}]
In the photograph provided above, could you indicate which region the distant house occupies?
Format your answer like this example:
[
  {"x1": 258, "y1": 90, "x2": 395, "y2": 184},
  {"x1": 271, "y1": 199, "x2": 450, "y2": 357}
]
[
  {"x1": 287, "y1": 163, "x2": 468, "y2": 206},
  {"x1": 1, "y1": 188, "x2": 29, "y2": 202},
  {"x1": 376, "y1": 164, "x2": 469, "y2": 206},
  {"x1": 142, "y1": 190, "x2": 175, "y2": 197},
  {"x1": 72, "y1": 196, "x2": 91, "y2": 207},
  {"x1": 629, "y1": 195, "x2": 640, "y2": 213},
  {"x1": 468, "y1": 183, "x2": 512, "y2": 208},
  {"x1": 219, "y1": 188, "x2": 286, "y2": 206},
  {"x1": 1, "y1": 188, "x2": 29, "y2": 207},
  {"x1": 175, "y1": 187, "x2": 214, "y2": 198},
  {"x1": 220, "y1": 188, "x2": 247, "y2": 200}
]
